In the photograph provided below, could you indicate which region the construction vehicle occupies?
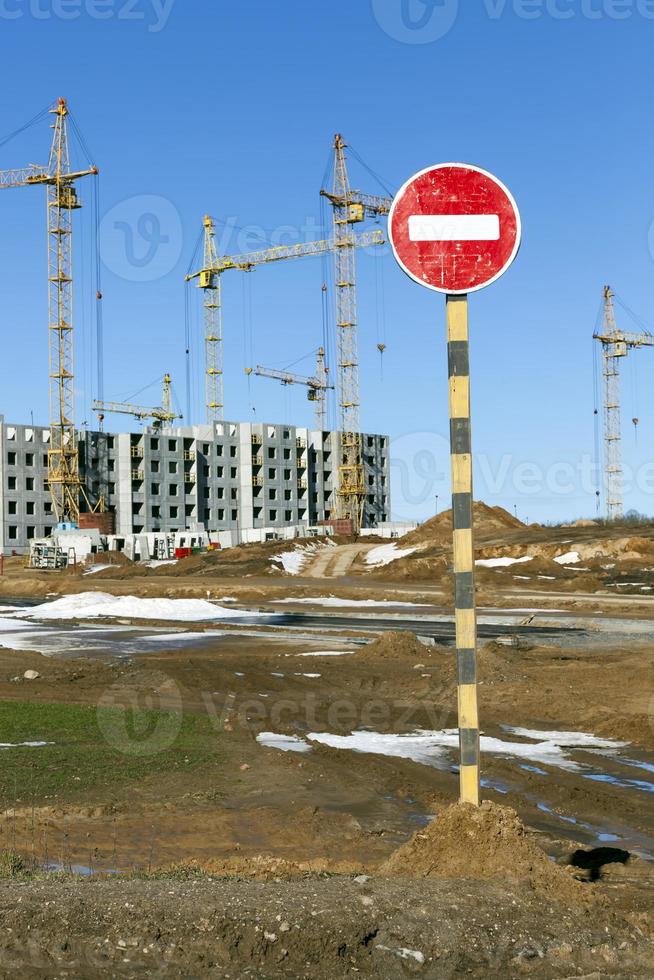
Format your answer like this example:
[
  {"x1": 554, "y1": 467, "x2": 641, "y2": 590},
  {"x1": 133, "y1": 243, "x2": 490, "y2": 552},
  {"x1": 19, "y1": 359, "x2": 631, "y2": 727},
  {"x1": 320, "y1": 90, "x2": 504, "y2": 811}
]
[
  {"x1": 320, "y1": 134, "x2": 393, "y2": 531},
  {"x1": 92, "y1": 374, "x2": 182, "y2": 427},
  {"x1": 247, "y1": 348, "x2": 333, "y2": 429},
  {"x1": 186, "y1": 218, "x2": 384, "y2": 423},
  {"x1": 594, "y1": 286, "x2": 653, "y2": 519},
  {"x1": 0, "y1": 98, "x2": 98, "y2": 525}
]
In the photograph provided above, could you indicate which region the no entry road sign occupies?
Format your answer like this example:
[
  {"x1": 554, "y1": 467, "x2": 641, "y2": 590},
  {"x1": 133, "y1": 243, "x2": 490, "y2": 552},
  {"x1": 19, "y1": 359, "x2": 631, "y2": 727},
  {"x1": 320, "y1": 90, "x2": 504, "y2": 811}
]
[
  {"x1": 389, "y1": 163, "x2": 521, "y2": 294},
  {"x1": 388, "y1": 162, "x2": 521, "y2": 809}
]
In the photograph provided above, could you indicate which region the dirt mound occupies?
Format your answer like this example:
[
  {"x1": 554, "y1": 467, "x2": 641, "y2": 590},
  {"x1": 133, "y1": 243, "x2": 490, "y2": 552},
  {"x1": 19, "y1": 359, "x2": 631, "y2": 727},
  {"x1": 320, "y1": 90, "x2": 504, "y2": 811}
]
[
  {"x1": 382, "y1": 801, "x2": 589, "y2": 903},
  {"x1": 361, "y1": 631, "x2": 433, "y2": 661},
  {"x1": 402, "y1": 502, "x2": 524, "y2": 548}
]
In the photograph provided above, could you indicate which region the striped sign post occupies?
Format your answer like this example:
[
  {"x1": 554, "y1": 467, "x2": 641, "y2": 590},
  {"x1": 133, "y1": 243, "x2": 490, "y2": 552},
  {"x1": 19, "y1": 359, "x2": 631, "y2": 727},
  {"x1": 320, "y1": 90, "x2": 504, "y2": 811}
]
[
  {"x1": 389, "y1": 163, "x2": 521, "y2": 806},
  {"x1": 446, "y1": 294, "x2": 479, "y2": 804}
]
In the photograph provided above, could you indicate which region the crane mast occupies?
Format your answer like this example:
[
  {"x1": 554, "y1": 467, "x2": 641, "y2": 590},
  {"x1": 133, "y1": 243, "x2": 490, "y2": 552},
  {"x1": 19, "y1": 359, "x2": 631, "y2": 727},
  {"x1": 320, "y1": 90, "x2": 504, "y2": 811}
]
[
  {"x1": 0, "y1": 98, "x2": 98, "y2": 524},
  {"x1": 198, "y1": 216, "x2": 224, "y2": 422},
  {"x1": 593, "y1": 286, "x2": 653, "y2": 519},
  {"x1": 186, "y1": 224, "x2": 384, "y2": 422},
  {"x1": 48, "y1": 100, "x2": 83, "y2": 523},
  {"x1": 320, "y1": 134, "x2": 393, "y2": 532}
]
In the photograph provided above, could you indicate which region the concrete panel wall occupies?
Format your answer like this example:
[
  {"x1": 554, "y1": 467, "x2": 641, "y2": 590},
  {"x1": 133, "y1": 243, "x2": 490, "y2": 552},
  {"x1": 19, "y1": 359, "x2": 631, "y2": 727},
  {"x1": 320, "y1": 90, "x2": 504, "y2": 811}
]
[{"x1": 0, "y1": 418, "x2": 391, "y2": 553}]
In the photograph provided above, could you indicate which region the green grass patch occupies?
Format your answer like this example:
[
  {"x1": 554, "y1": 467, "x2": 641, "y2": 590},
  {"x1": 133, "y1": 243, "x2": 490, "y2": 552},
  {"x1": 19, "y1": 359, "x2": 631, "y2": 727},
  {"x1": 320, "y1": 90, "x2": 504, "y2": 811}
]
[{"x1": 0, "y1": 700, "x2": 222, "y2": 805}]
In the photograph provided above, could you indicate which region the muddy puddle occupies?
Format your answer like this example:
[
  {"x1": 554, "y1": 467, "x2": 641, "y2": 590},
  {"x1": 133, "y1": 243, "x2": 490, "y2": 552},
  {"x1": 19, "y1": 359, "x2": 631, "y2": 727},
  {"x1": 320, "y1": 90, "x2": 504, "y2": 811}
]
[{"x1": 257, "y1": 723, "x2": 654, "y2": 859}]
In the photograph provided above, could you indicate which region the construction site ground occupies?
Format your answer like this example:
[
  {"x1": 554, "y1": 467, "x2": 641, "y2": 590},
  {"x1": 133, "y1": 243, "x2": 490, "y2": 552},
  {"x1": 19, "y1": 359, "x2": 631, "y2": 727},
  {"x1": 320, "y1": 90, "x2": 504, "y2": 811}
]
[{"x1": 0, "y1": 507, "x2": 653, "y2": 977}]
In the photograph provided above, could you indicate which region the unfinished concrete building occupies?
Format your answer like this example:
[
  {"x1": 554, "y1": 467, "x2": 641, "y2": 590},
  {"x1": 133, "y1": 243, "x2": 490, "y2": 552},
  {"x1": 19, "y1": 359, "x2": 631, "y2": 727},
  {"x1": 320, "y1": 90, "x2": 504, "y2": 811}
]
[{"x1": 0, "y1": 416, "x2": 390, "y2": 554}]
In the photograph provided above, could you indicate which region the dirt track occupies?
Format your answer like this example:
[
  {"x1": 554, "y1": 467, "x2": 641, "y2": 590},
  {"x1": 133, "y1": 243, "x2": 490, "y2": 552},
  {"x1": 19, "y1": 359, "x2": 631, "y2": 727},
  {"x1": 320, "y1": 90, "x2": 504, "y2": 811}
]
[{"x1": 2, "y1": 871, "x2": 653, "y2": 979}]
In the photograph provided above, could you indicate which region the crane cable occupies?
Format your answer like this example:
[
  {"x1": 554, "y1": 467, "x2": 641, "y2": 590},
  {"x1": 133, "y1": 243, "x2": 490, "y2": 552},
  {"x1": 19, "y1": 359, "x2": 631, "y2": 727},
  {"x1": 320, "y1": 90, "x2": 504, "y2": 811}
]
[
  {"x1": 119, "y1": 374, "x2": 167, "y2": 405},
  {"x1": 592, "y1": 300, "x2": 603, "y2": 515},
  {"x1": 67, "y1": 108, "x2": 105, "y2": 412},
  {"x1": 0, "y1": 103, "x2": 51, "y2": 150},
  {"x1": 346, "y1": 143, "x2": 395, "y2": 198},
  {"x1": 319, "y1": 189, "x2": 336, "y2": 430},
  {"x1": 374, "y1": 244, "x2": 388, "y2": 381},
  {"x1": 630, "y1": 354, "x2": 640, "y2": 444},
  {"x1": 183, "y1": 226, "x2": 205, "y2": 423}
]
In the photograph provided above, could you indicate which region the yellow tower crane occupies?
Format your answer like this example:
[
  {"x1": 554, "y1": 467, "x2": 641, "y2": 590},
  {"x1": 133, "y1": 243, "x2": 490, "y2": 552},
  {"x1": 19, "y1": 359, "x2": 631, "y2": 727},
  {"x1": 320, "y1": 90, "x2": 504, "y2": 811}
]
[
  {"x1": 593, "y1": 286, "x2": 653, "y2": 519},
  {"x1": 92, "y1": 374, "x2": 182, "y2": 427},
  {"x1": 185, "y1": 223, "x2": 385, "y2": 422},
  {"x1": 320, "y1": 134, "x2": 393, "y2": 532},
  {"x1": 0, "y1": 98, "x2": 98, "y2": 524},
  {"x1": 247, "y1": 348, "x2": 333, "y2": 430}
]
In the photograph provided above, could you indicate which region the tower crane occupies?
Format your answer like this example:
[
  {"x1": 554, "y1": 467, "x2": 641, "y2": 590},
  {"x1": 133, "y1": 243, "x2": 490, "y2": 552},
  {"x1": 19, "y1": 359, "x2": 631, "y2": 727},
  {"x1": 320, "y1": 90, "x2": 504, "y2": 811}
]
[
  {"x1": 593, "y1": 285, "x2": 653, "y2": 519},
  {"x1": 92, "y1": 374, "x2": 182, "y2": 426},
  {"x1": 246, "y1": 348, "x2": 333, "y2": 429},
  {"x1": 186, "y1": 219, "x2": 384, "y2": 423},
  {"x1": 320, "y1": 134, "x2": 393, "y2": 532},
  {"x1": 0, "y1": 98, "x2": 98, "y2": 525}
]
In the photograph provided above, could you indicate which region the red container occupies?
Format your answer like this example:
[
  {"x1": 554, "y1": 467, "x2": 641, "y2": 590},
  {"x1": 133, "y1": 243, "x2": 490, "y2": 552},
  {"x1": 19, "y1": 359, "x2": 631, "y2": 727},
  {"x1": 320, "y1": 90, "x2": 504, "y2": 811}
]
[
  {"x1": 79, "y1": 512, "x2": 116, "y2": 534},
  {"x1": 174, "y1": 547, "x2": 192, "y2": 560}
]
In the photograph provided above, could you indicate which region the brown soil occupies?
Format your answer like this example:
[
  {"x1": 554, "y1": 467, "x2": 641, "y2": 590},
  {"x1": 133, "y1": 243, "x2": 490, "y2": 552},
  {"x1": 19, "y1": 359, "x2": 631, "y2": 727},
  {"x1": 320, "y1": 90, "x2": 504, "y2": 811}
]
[
  {"x1": 382, "y1": 800, "x2": 588, "y2": 904},
  {"x1": 2, "y1": 874, "x2": 653, "y2": 979},
  {"x1": 401, "y1": 502, "x2": 524, "y2": 548},
  {"x1": 0, "y1": 606, "x2": 652, "y2": 975}
]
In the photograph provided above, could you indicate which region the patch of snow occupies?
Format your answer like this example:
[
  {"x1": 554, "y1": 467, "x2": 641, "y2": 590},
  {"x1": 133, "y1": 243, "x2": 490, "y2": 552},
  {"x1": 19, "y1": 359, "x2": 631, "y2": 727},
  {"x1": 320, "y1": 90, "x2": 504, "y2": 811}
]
[
  {"x1": 0, "y1": 618, "x2": 38, "y2": 633},
  {"x1": 270, "y1": 541, "x2": 334, "y2": 576},
  {"x1": 256, "y1": 733, "x2": 311, "y2": 754},
  {"x1": 0, "y1": 741, "x2": 52, "y2": 749},
  {"x1": 21, "y1": 592, "x2": 265, "y2": 623},
  {"x1": 306, "y1": 728, "x2": 621, "y2": 772},
  {"x1": 293, "y1": 672, "x2": 321, "y2": 678},
  {"x1": 143, "y1": 559, "x2": 178, "y2": 568},
  {"x1": 476, "y1": 556, "x2": 533, "y2": 568},
  {"x1": 83, "y1": 564, "x2": 112, "y2": 576},
  {"x1": 554, "y1": 551, "x2": 581, "y2": 565},
  {"x1": 503, "y1": 727, "x2": 628, "y2": 749},
  {"x1": 376, "y1": 946, "x2": 425, "y2": 965},
  {"x1": 307, "y1": 730, "x2": 452, "y2": 767},
  {"x1": 365, "y1": 544, "x2": 417, "y2": 567},
  {"x1": 296, "y1": 650, "x2": 353, "y2": 657}
]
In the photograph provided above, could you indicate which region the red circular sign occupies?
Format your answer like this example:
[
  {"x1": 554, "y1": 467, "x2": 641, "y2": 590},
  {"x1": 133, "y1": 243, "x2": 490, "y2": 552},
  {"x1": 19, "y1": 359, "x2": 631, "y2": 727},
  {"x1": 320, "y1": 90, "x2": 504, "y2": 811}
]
[{"x1": 389, "y1": 163, "x2": 521, "y2": 295}]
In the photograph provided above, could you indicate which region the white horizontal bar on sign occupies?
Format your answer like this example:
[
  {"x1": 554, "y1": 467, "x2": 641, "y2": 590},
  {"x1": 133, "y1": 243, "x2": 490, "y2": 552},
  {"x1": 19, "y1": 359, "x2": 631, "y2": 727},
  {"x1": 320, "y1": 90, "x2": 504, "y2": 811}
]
[{"x1": 408, "y1": 214, "x2": 500, "y2": 242}]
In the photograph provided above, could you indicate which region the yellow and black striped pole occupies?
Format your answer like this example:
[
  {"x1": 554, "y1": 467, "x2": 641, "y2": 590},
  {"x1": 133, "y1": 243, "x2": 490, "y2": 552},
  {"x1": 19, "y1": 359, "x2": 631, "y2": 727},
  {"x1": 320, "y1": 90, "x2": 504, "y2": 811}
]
[{"x1": 446, "y1": 293, "x2": 480, "y2": 807}]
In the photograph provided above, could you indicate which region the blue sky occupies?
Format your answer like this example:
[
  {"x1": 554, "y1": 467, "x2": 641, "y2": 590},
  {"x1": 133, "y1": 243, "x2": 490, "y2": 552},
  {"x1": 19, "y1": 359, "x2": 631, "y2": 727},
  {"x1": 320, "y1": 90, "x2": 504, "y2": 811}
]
[{"x1": 1, "y1": 0, "x2": 654, "y2": 523}]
